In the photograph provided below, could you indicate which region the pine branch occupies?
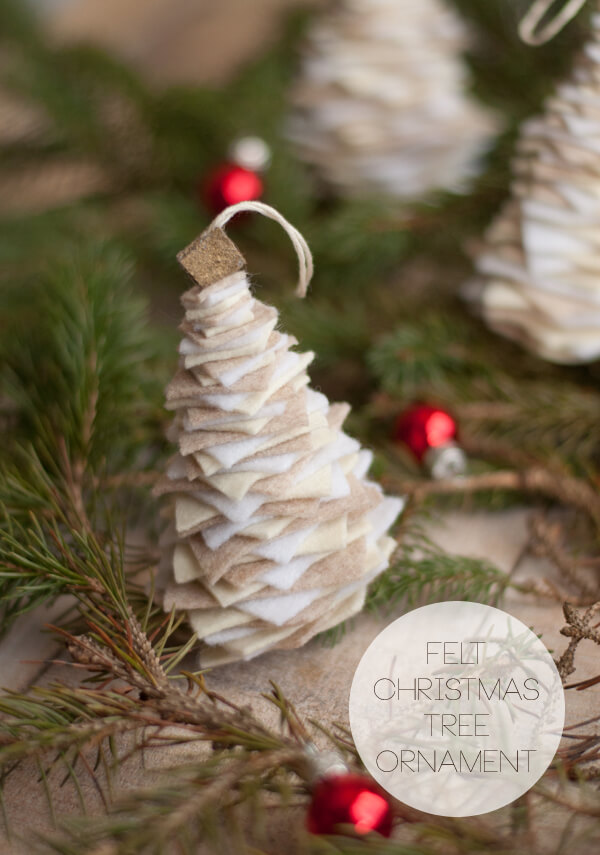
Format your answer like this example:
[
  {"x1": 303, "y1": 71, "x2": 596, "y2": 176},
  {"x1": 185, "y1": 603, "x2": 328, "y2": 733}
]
[{"x1": 366, "y1": 540, "x2": 507, "y2": 615}]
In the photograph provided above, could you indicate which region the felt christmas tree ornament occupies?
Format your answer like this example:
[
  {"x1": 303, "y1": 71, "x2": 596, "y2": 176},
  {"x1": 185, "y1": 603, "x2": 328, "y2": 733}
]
[
  {"x1": 155, "y1": 201, "x2": 403, "y2": 666},
  {"x1": 286, "y1": 0, "x2": 497, "y2": 199},
  {"x1": 466, "y1": 0, "x2": 600, "y2": 364}
]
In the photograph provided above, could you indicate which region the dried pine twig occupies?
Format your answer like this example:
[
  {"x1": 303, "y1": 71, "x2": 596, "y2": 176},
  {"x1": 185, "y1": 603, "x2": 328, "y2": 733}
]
[{"x1": 556, "y1": 601, "x2": 600, "y2": 680}]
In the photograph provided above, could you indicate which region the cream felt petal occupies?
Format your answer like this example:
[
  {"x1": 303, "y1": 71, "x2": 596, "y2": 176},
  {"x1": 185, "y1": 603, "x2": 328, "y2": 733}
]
[
  {"x1": 238, "y1": 517, "x2": 292, "y2": 541},
  {"x1": 174, "y1": 495, "x2": 219, "y2": 537},
  {"x1": 173, "y1": 542, "x2": 205, "y2": 584},
  {"x1": 257, "y1": 516, "x2": 346, "y2": 561},
  {"x1": 187, "y1": 607, "x2": 254, "y2": 637},
  {"x1": 204, "y1": 626, "x2": 256, "y2": 646},
  {"x1": 157, "y1": 208, "x2": 402, "y2": 663}
]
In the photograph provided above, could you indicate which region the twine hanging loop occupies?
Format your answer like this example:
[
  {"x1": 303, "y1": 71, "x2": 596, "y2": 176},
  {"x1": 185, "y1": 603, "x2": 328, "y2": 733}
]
[
  {"x1": 519, "y1": 0, "x2": 587, "y2": 45},
  {"x1": 210, "y1": 201, "x2": 314, "y2": 298}
]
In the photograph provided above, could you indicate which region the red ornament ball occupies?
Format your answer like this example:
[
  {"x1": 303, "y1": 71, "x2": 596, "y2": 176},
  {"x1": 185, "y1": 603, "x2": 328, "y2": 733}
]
[
  {"x1": 202, "y1": 162, "x2": 263, "y2": 214},
  {"x1": 307, "y1": 773, "x2": 393, "y2": 837},
  {"x1": 394, "y1": 403, "x2": 457, "y2": 462}
]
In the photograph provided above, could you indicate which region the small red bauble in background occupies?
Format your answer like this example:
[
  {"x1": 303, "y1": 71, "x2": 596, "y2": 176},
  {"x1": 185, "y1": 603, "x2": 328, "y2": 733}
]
[
  {"x1": 394, "y1": 403, "x2": 466, "y2": 479},
  {"x1": 202, "y1": 136, "x2": 271, "y2": 215},
  {"x1": 203, "y1": 163, "x2": 264, "y2": 215},
  {"x1": 307, "y1": 772, "x2": 393, "y2": 837}
]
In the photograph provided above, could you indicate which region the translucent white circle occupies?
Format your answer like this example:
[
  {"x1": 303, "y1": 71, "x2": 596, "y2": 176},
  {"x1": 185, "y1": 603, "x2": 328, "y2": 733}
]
[{"x1": 349, "y1": 602, "x2": 564, "y2": 817}]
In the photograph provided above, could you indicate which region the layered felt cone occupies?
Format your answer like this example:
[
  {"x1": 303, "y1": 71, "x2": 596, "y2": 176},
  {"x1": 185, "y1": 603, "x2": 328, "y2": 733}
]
[
  {"x1": 154, "y1": 222, "x2": 403, "y2": 666},
  {"x1": 287, "y1": 0, "x2": 497, "y2": 199},
  {"x1": 467, "y1": 9, "x2": 600, "y2": 364}
]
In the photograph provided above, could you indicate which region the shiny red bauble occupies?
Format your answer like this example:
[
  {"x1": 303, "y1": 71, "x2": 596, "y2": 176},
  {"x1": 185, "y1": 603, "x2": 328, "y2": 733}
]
[
  {"x1": 394, "y1": 403, "x2": 457, "y2": 462},
  {"x1": 202, "y1": 162, "x2": 264, "y2": 214},
  {"x1": 306, "y1": 773, "x2": 393, "y2": 837}
]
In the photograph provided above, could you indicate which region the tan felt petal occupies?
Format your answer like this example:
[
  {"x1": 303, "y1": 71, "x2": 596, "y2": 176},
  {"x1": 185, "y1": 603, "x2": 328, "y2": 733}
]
[
  {"x1": 285, "y1": 536, "x2": 367, "y2": 591},
  {"x1": 188, "y1": 534, "x2": 260, "y2": 584},
  {"x1": 163, "y1": 579, "x2": 217, "y2": 611}
]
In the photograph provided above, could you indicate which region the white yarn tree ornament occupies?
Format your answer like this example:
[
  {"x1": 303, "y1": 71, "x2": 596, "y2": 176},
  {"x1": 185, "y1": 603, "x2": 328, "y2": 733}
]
[
  {"x1": 154, "y1": 202, "x2": 403, "y2": 666},
  {"x1": 286, "y1": 0, "x2": 497, "y2": 199},
  {"x1": 468, "y1": 3, "x2": 600, "y2": 364}
]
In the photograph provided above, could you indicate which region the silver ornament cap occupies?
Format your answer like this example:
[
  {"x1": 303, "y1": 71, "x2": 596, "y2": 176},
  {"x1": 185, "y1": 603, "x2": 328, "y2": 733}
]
[{"x1": 424, "y1": 442, "x2": 467, "y2": 480}]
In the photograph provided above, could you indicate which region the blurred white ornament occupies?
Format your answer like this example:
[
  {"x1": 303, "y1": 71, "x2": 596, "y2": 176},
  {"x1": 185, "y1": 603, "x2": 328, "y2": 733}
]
[
  {"x1": 228, "y1": 136, "x2": 272, "y2": 172},
  {"x1": 467, "y1": 10, "x2": 600, "y2": 364},
  {"x1": 287, "y1": 0, "x2": 497, "y2": 199}
]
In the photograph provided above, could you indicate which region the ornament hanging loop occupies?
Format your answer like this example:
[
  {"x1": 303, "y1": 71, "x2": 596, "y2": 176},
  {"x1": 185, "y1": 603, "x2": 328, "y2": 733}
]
[
  {"x1": 210, "y1": 201, "x2": 314, "y2": 298},
  {"x1": 519, "y1": 0, "x2": 587, "y2": 45}
]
